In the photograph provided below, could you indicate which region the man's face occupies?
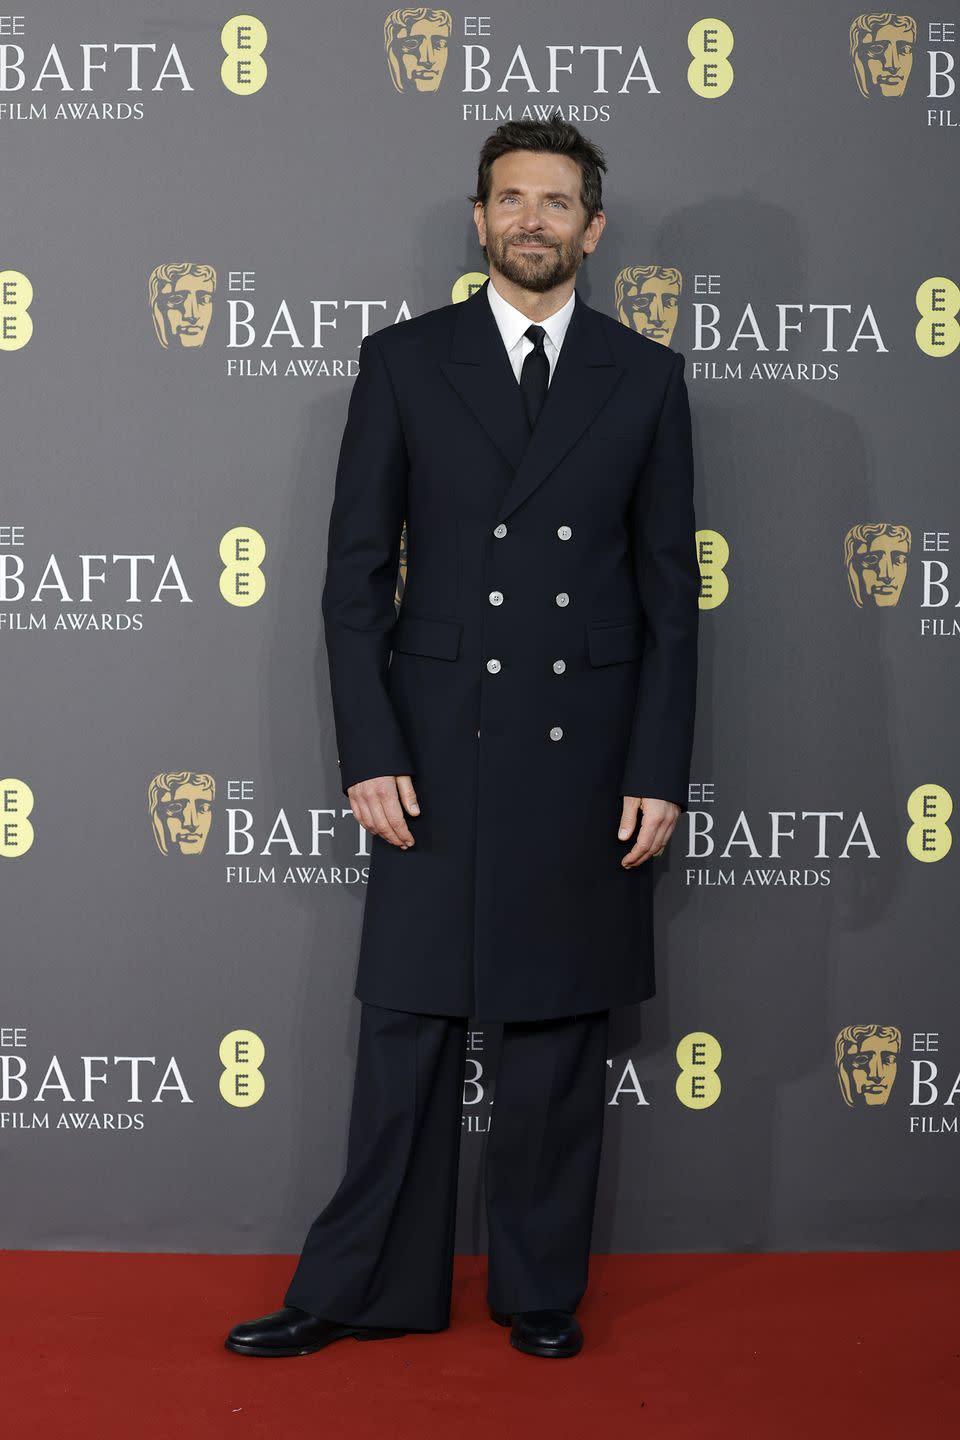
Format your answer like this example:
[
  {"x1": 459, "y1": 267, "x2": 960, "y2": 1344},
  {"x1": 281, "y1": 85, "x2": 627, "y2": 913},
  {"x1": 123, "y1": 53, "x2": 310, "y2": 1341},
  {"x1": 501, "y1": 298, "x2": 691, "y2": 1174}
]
[
  {"x1": 155, "y1": 272, "x2": 214, "y2": 348},
  {"x1": 842, "y1": 1034, "x2": 899, "y2": 1106},
  {"x1": 474, "y1": 151, "x2": 604, "y2": 295},
  {"x1": 391, "y1": 17, "x2": 449, "y2": 92},
  {"x1": 856, "y1": 23, "x2": 914, "y2": 97},
  {"x1": 851, "y1": 533, "x2": 909, "y2": 607},
  {"x1": 158, "y1": 782, "x2": 213, "y2": 855}
]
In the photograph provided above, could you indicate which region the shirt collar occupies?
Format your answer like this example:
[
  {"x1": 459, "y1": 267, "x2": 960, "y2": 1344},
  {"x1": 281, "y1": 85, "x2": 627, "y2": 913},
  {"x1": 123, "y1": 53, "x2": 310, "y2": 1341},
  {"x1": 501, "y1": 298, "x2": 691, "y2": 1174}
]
[{"x1": 485, "y1": 275, "x2": 576, "y2": 354}]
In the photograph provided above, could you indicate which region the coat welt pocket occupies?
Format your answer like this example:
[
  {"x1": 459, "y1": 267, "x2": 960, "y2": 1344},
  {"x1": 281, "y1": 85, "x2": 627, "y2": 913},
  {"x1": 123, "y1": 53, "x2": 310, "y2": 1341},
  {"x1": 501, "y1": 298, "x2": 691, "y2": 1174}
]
[
  {"x1": 391, "y1": 612, "x2": 463, "y2": 661},
  {"x1": 586, "y1": 618, "x2": 645, "y2": 666}
]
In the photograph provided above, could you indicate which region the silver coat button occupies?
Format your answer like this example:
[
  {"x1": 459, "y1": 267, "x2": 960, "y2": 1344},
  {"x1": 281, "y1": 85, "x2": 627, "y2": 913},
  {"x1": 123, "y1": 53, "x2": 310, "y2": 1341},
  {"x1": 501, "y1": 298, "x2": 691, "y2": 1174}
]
[
  {"x1": 555, "y1": 591, "x2": 569, "y2": 607},
  {"x1": 553, "y1": 659, "x2": 566, "y2": 674},
  {"x1": 557, "y1": 525, "x2": 572, "y2": 540},
  {"x1": 489, "y1": 590, "x2": 503, "y2": 605},
  {"x1": 486, "y1": 658, "x2": 501, "y2": 673},
  {"x1": 493, "y1": 523, "x2": 507, "y2": 538},
  {"x1": 549, "y1": 726, "x2": 564, "y2": 741}
]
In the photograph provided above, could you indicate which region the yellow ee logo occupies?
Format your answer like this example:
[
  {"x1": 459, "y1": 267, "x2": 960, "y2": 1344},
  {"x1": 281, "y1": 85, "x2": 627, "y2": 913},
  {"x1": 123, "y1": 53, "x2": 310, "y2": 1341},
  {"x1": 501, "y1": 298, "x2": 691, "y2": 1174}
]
[
  {"x1": 452, "y1": 272, "x2": 489, "y2": 304},
  {"x1": 915, "y1": 277, "x2": 960, "y2": 357},
  {"x1": 696, "y1": 528, "x2": 729, "y2": 609},
  {"x1": 0, "y1": 779, "x2": 35, "y2": 857},
  {"x1": 221, "y1": 15, "x2": 268, "y2": 95},
  {"x1": 906, "y1": 783, "x2": 952, "y2": 862},
  {"x1": 676, "y1": 1031, "x2": 721, "y2": 1108},
  {"x1": 0, "y1": 271, "x2": 33, "y2": 351},
  {"x1": 219, "y1": 1029, "x2": 265, "y2": 1106},
  {"x1": 219, "y1": 526, "x2": 266, "y2": 606},
  {"x1": 687, "y1": 19, "x2": 734, "y2": 99}
]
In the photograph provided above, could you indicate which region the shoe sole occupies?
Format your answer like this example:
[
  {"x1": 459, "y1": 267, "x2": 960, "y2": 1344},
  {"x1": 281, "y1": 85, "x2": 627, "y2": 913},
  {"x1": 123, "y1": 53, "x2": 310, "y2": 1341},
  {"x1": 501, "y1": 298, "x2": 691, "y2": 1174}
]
[
  {"x1": 510, "y1": 1333, "x2": 582, "y2": 1359},
  {"x1": 224, "y1": 1326, "x2": 408, "y2": 1358}
]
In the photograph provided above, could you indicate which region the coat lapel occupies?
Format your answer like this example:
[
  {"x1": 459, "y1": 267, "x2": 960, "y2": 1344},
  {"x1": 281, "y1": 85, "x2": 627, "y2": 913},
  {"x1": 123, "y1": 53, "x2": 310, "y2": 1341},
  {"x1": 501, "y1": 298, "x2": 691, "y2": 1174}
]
[
  {"x1": 439, "y1": 277, "x2": 625, "y2": 524},
  {"x1": 439, "y1": 279, "x2": 531, "y2": 477}
]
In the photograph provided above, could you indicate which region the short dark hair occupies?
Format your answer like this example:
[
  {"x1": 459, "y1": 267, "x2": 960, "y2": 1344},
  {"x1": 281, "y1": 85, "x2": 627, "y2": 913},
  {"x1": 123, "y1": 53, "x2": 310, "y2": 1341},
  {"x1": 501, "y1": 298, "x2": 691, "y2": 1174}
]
[{"x1": 468, "y1": 117, "x2": 607, "y2": 224}]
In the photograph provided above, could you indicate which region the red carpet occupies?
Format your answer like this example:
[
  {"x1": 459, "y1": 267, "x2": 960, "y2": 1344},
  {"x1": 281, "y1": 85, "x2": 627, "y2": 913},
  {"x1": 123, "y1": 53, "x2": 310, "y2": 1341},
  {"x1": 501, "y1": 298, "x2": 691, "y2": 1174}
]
[{"x1": 2, "y1": 1251, "x2": 957, "y2": 1437}]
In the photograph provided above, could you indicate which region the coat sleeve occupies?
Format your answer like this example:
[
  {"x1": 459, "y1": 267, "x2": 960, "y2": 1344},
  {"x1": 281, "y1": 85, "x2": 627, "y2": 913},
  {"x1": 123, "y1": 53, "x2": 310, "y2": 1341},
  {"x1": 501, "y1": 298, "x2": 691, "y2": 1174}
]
[
  {"x1": 619, "y1": 349, "x2": 700, "y2": 812},
  {"x1": 321, "y1": 332, "x2": 415, "y2": 795}
]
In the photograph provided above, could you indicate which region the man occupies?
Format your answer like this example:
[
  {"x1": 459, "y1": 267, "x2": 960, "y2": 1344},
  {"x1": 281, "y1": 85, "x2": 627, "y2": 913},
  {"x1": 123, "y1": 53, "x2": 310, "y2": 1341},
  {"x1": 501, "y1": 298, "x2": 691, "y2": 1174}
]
[{"x1": 226, "y1": 118, "x2": 699, "y2": 1362}]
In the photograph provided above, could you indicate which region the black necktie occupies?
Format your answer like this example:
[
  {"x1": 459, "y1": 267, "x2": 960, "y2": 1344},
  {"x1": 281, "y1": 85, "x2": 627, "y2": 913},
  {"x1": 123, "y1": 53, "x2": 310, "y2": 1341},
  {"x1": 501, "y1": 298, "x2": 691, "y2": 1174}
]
[{"x1": 519, "y1": 323, "x2": 549, "y2": 431}]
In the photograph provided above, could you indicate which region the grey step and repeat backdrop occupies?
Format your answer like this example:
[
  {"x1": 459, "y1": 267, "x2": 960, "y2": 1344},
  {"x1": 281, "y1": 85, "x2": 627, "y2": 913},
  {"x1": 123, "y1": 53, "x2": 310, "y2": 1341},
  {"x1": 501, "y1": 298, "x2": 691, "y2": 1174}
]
[{"x1": 3, "y1": 2, "x2": 958, "y2": 1254}]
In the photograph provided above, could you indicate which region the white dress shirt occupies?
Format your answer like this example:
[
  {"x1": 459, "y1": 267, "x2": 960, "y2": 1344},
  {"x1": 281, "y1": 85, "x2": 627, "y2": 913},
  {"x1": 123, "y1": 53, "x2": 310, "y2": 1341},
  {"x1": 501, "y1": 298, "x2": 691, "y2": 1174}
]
[{"x1": 485, "y1": 275, "x2": 575, "y2": 386}]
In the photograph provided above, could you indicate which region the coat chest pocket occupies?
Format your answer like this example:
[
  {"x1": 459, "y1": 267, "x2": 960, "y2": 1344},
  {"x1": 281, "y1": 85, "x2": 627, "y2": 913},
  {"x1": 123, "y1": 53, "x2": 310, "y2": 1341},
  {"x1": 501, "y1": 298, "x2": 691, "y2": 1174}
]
[
  {"x1": 391, "y1": 611, "x2": 463, "y2": 661},
  {"x1": 586, "y1": 617, "x2": 645, "y2": 666}
]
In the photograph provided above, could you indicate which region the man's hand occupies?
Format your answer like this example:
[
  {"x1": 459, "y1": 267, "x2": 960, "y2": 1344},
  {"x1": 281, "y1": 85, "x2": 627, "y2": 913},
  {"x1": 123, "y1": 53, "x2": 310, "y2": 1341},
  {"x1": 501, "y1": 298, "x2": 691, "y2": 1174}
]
[
  {"x1": 618, "y1": 796, "x2": 680, "y2": 868},
  {"x1": 347, "y1": 774, "x2": 420, "y2": 849}
]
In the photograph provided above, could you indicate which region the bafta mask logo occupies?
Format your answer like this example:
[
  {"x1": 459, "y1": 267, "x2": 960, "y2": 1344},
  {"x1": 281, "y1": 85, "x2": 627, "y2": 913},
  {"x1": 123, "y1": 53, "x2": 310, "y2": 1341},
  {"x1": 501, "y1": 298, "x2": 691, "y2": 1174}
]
[
  {"x1": 850, "y1": 13, "x2": 916, "y2": 98},
  {"x1": 148, "y1": 771, "x2": 215, "y2": 857},
  {"x1": 844, "y1": 522, "x2": 911, "y2": 608},
  {"x1": 835, "y1": 1024, "x2": 901, "y2": 1107},
  {"x1": 614, "y1": 266, "x2": 682, "y2": 347},
  {"x1": 149, "y1": 263, "x2": 217, "y2": 348},
  {"x1": 384, "y1": 7, "x2": 451, "y2": 93}
]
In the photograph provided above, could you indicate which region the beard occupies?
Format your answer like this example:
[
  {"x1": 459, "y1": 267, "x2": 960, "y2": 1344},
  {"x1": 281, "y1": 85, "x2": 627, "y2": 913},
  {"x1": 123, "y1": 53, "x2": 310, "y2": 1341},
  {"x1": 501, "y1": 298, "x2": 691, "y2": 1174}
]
[{"x1": 485, "y1": 229, "x2": 583, "y2": 293}]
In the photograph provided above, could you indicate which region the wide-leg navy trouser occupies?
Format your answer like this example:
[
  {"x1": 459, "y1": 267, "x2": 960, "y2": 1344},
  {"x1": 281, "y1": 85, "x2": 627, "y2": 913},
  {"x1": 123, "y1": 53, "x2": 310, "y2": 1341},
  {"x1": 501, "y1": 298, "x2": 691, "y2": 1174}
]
[{"x1": 283, "y1": 1002, "x2": 610, "y2": 1331}]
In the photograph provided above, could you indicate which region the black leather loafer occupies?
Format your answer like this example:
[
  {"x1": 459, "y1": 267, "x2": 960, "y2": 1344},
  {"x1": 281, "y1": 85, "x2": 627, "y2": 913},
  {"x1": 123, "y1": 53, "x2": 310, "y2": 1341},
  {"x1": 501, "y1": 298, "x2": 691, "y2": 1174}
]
[
  {"x1": 225, "y1": 1306, "x2": 408, "y2": 1357},
  {"x1": 489, "y1": 1307, "x2": 583, "y2": 1358}
]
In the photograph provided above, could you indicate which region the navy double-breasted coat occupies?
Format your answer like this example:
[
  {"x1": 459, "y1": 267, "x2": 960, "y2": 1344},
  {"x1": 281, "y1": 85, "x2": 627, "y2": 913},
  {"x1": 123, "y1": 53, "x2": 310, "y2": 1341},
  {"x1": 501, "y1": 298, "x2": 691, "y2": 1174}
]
[{"x1": 321, "y1": 277, "x2": 699, "y2": 1021}]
